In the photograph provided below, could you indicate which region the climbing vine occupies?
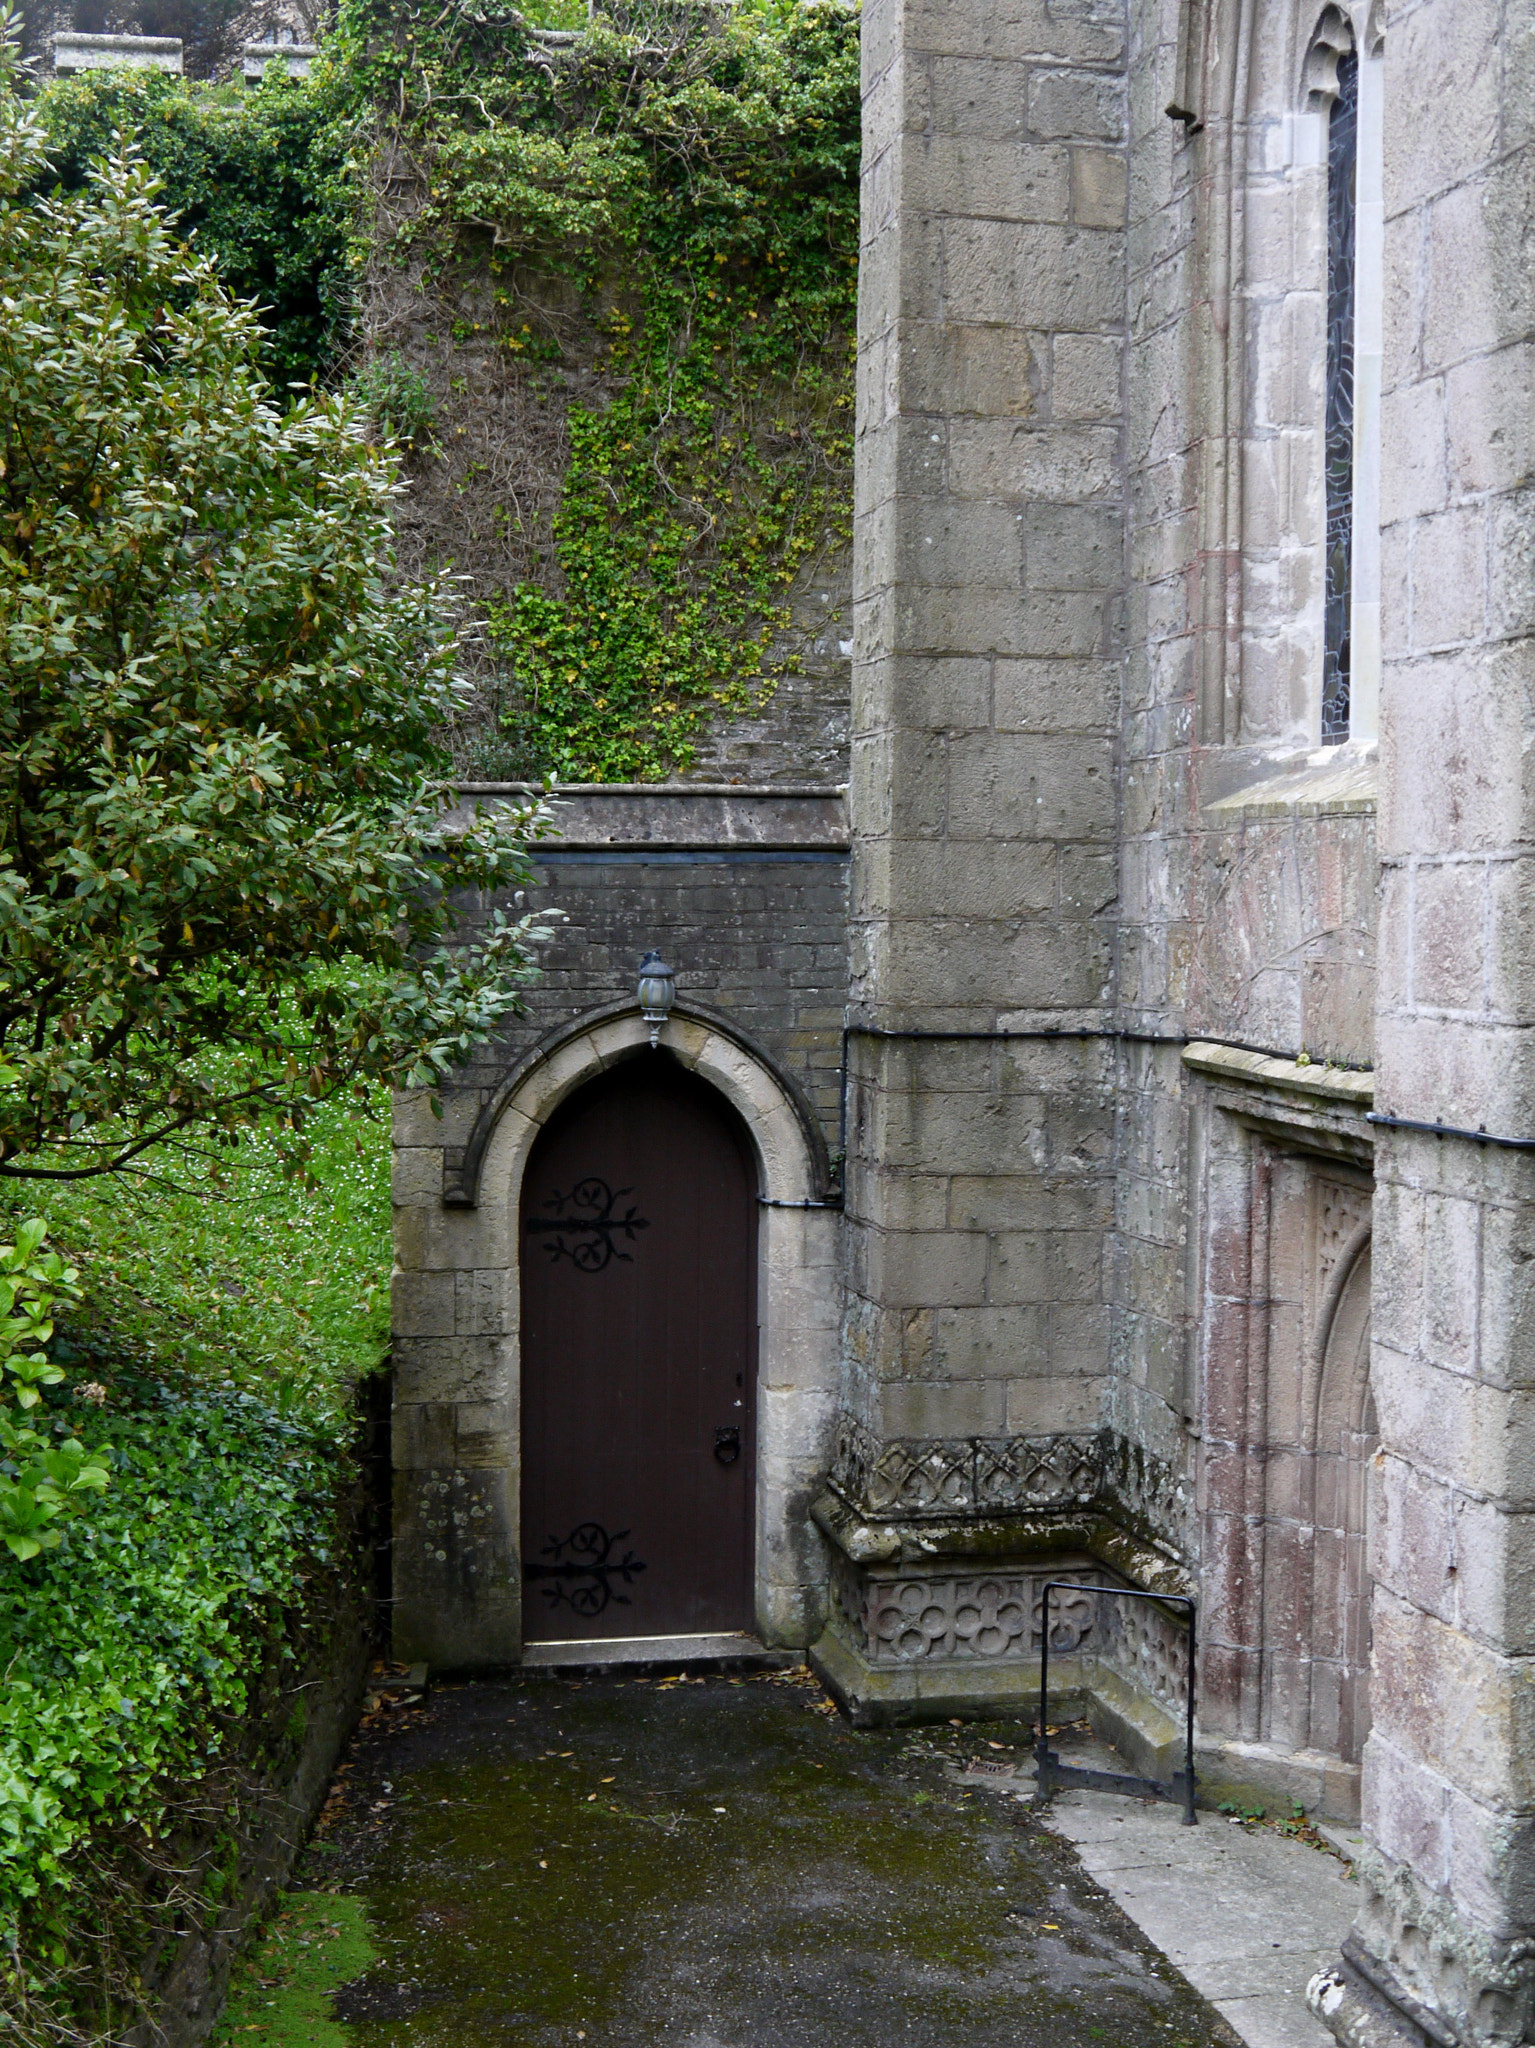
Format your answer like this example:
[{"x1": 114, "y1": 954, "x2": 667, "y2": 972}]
[{"x1": 340, "y1": 0, "x2": 859, "y2": 780}]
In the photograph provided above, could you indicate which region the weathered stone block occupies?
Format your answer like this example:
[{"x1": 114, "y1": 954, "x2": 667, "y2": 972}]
[
  {"x1": 1071, "y1": 146, "x2": 1128, "y2": 228},
  {"x1": 905, "y1": 135, "x2": 1072, "y2": 223},
  {"x1": 899, "y1": 321, "x2": 1040, "y2": 419},
  {"x1": 878, "y1": 1377, "x2": 1008, "y2": 1437},
  {"x1": 392, "y1": 1270, "x2": 457, "y2": 1340},
  {"x1": 1052, "y1": 331, "x2": 1122, "y2": 420},
  {"x1": 948, "y1": 419, "x2": 1121, "y2": 501},
  {"x1": 862, "y1": 1226, "x2": 989, "y2": 1308},
  {"x1": 941, "y1": 220, "x2": 1126, "y2": 332},
  {"x1": 946, "y1": 732, "x2": 1115, "y2": 840},
  {"x1": 1027, "y1": 66, "x2": 1125, "y2": 144},
  {"x1": 1004, "y1": 1374, "x2": 1102, "y2": 1432}
]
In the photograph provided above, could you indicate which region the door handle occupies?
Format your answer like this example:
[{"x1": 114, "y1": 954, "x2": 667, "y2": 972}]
[{"x1": 714, "y1": 1425, "x2": 741, "y2": 1466}]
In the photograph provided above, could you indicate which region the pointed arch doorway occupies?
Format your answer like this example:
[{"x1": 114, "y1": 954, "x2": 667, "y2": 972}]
[{"x1": 519, "y1": 1056, "x2": 759, "y2": 1646}]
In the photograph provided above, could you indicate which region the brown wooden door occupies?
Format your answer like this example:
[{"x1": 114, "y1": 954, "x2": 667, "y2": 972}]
[{"x1": 520, "y1": 1059, "x2": 758, "y2": 1643}]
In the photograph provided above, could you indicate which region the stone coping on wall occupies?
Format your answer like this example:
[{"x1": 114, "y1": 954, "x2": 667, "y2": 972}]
[
  {"x1": 826, "y1": 1419, "x2": 1195, "y2": 1563},
  {"x1": 241, "y1": 40, "x2": 318, "y2": 79},
  {"x1": 53, "y1": 30, "x2": 183, "y2": 70},
  {"x1": 440, "y1": 782, "x2": 849, "y2": 850},
  {"x1": 810, "y1": 1491, "x2": 1191, "y2": 1601},
  {"x1": 1182, "y1": 1039, "x2": 1374, "y2": 1109}
]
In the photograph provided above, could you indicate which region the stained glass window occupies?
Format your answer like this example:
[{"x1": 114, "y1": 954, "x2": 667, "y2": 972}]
[{"x1": 1322, "y1": 47, "x2": 1358, "y2": 745}]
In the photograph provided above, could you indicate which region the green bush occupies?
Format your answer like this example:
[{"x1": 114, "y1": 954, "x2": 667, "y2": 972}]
[
  {"x1": 0, "y1": 1372, "x2": 346, "y2": 2021},
  {"x1": 31, "y1": 66, "x2": 353, "y2": 387},
  {"x1": 0, "y1": 1215, "x2": 109, "y2": 1562},
  {"x1": 0, "y1": 78, "x2": 552, "y2": 1182},
  {"x1": 0, "y1": 1086, "x2": 389, "y2": 2035}
]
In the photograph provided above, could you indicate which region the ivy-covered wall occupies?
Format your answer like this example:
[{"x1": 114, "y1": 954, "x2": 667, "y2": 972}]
[
  {"x1": 30, "y1": 5, "x2": 859, "y2": 788},
  {"x1": 342, "y1": 0, "x2": 859, "y2": 783}
]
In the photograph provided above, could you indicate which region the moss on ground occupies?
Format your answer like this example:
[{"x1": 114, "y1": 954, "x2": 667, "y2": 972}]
[
  {"x1": 297, "y1": 1671, "x2": 1240, "y2": 2048},
  {"x1": 212, "y1": 1893, "x2": 380, "y2": 2048}
]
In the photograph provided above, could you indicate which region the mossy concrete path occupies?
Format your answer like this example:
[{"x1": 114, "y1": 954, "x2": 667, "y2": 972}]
[{"x1": 261, "y1": 1666, "x2": 1244, "y2": 2048}]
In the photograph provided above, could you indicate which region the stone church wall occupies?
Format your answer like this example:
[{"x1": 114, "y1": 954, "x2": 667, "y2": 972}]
[{"x1": 391, "y1": 0, "x2": 1535, "y2": 2035}]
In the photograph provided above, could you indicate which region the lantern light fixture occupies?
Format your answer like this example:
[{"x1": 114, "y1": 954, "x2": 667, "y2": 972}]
[{"x1": 637, "y1": 951, "x2": 676, "y2": 1048}]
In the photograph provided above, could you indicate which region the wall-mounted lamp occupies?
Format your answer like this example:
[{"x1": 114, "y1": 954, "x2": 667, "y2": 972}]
[{"x1": 637, "y1": 951, "x2": 676, "y2": 1049}]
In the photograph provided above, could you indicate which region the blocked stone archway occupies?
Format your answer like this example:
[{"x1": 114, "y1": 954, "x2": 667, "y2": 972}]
[{"x1": 391, "y1": 1006, "x2": 841, "y2": 1670}]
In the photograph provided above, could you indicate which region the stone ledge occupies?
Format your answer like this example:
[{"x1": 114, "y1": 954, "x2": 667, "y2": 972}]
[
  {"x1": 440, "y1": 782, "x2": 849, "y2": 850},
  {"x1": 825, "y1": 1417, "x2": 1194, "y2": 1562},
  {"x1": 1183, "y1": 1039, "x2": 1374, "y2": 1109},
  {"x1": 811, "y1": 1487, "x2": 1188, "y2": 1593},
  {"x1": 53, "y1": 29, "x2": 182, "y2": 70},
  {"x1": 241, "y1": 39, "x2": 318, "y2": 79},
  {"x1": 1203, "y1": 749, "x2": 1377, "y2": 821}
]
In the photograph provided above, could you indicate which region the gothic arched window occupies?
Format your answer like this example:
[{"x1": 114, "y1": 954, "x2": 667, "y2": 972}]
[{"x1": 1322, "y1": 46, "x2": 1358, "y2": 744}]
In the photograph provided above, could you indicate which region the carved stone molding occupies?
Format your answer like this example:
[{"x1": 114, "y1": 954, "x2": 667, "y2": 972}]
[
  {"x1": 830, "y1": 1550, "x2": 1106, "y2": 1670},
  {"x1": 1100, "y1": 1432, "x2": 1195, "y2": 1555},
  {"x1": 828, "y1": 1415, "x2": 1102, "y2": 1519},
  {"x1": 1311, "y1": 1848, "x2": 1535, "y2": 2048},
  {"x1": 822, "y1": 1535, "x2": 1192, "y2": 1725},
  {"x1": 828, "y1": 1416, "x2": 1192, "y2": 1557}
]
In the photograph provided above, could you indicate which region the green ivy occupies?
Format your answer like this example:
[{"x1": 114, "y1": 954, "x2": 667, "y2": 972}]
[
  {"x1": 342, "y1": 0, "x2": 859, "y2": 780},
  {"x1": 0, "y1": 1086, "x2": 389, "y2": 2037},
  {"x1": 0, "y1": 1371, "x2": 345, "y2": 2018}
]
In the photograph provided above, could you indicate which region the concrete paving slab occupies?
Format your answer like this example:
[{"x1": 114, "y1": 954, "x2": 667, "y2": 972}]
[
  {"x1": 1041, "y1": 1776, "x2": 1357, "y2": 2048},
  {"x1": 1215, "y1": 1990, "x2": 1337, "y2": 2048}
]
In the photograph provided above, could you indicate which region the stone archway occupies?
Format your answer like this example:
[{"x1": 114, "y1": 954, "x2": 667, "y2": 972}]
[
  {"x1": 391, "y1": 1006, "x2": 840, "y2": 1670},
  {"x1": 1309, "y1": 1229, "x2": 1376, "y2": 1767}
]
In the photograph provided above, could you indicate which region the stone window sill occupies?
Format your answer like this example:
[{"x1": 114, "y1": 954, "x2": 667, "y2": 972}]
[{"x1": 1203, "y1": 747, "x2": 1376, "y2": 823}]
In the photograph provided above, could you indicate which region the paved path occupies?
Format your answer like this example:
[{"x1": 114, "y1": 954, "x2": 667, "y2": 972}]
[
  {"x1": 297, "y1": 1669, "x2": 1244, "y2": 2048},
  {"x1": 1042, "y1": 1774, "x2": 1358, "y2": 2048}
]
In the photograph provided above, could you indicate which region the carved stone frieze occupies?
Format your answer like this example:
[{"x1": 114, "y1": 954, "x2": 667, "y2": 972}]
[
  {"x1": 1099, "y1": 1432, "x2": 1194, "y2": 1556},
  {"x1": 828, "y1": 1417, "x2": 1191, "y2": 1558},
  {"x1": 832, "y1": 1553, "x2": 1106, "y2": 1668},
  {"x1": 1099, "y1": 1585, "x2": 1190, "y2": 1714},
  {"x1": 1316, "y1": 1174, "x2": 1372, "y2": 1292},
  {"x1": 828, "y1": 1416, "x2": 1104, "y2": 1522}
]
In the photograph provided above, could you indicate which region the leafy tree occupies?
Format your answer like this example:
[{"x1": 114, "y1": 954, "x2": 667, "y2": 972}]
[
  {"x1": 34, "y1": 65, "x2": 352, "y2": 386},
  {"x1": 0, "y1": 50, "x2": 551, "y2": 1183}
]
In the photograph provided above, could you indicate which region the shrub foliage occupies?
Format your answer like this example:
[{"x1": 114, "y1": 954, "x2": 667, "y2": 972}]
[
  {"x1": 0, "y1": 65, "x2": 551, "y2": 1181},
  {"x1": 32, "y1": 66, "x2": 353, "y2": 388}
]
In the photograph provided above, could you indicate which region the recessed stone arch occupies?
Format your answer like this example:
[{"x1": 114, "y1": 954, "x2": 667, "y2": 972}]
[
  {"x1": 1308, "y1": 1229, "x2": 1376, "y2": 1765},
  {"x1": 460, "y1": 999, "x2": 834, "y2": 1212},
  {"x1": 391, "y1": 1004, "x2": 841, "y2": 1670}
]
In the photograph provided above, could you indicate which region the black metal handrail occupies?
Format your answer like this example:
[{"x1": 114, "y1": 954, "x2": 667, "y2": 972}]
[{"x1": 1034, "y1": 1581, "x2": 1198, "y2": 1826}]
